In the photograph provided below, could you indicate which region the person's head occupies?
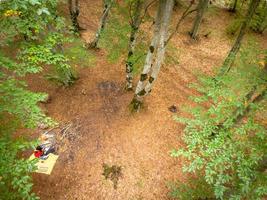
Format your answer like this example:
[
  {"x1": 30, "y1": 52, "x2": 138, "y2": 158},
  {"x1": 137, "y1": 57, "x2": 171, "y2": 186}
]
[
  {"x1": 36, "y1": 145, "x2": 43, "y2": 151},
  {"x1": 34, "y1": 146, "x2": 43, "y2": 158}
]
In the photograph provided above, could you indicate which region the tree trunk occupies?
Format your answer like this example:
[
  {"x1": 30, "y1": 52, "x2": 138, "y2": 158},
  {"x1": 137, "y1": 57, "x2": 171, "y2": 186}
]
[
  {"x1": 258, "y1": 0, "x2": 267, "y2": 33},
  {"x1": 87, "y1": 0, "x2": 113, "y2": 49},
  {"x1": 211, "y1": 80, "x2": 267, "y2": 138},
  {"x1": 211, "y1": 61, "x2": 267, "y2": 137},
  {"x1": 131, "y1": 0, "x2": 174, "y2": 111},
  {"x1": 125, "y1": 0, "x2": 144, "y2": 91},
  {"x1": 190, "y1": 0, "x2": 209, "y2": 40},
  {"x1": 68, "y1": 0, "x2": 80, "y2": 33},
  {"x1": 133, "y1": 0, "x2": 164, "y2": 97},
  {"x1": 229, "y1": 0, "x2": 238, "y2": 12},
  {"x1": 218, "y1": 0, "x2": 261, "y2": 77}
]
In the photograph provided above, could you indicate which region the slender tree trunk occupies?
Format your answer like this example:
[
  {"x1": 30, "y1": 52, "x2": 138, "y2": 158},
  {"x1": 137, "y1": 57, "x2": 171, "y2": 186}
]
[
  {"x1": 229, "y1": 0, "x2": 238, "y2": 12},
  {"x1": 218, "y1": 0, "x2": 261, "y2": 77},
  {"x1": 68, "y1": 0, "x2": 80, "y2": 33},
  {"x1": 165, "y1": 1, "x2": 196, "y2": 45},
  {"x1": 131, "y1": 0, "x2": 174, "y2": 111},
  {"x1": 133, "y1": 0, "x2": 164, "y2": 97},
  {"x1": 258, "y1": 1, "x2": 267, "y2": 33},
  {"x1": 87, "y1": 0, "x2": 113, "y2": 49},
  {"x1": 190, "y1": 0, "x2": 209, "y2": 40},
  {"x1": 212, "y1": 62, "x2": 267, "y2": 138},
  {"x1": 210, "y1": 85, "x2": 267, "y2": 138},
  {"x1": 125, "y1": 0, "x2": 144, "y2": 91}
]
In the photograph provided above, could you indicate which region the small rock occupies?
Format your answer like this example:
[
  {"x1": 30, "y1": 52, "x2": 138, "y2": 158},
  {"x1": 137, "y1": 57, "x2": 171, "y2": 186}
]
[
  {"x1": 168, "y1": 105, "x2": 178, "y2": 113},
  {"x1": 81, "y1": 89, "x2": 87, "y2": 95}
]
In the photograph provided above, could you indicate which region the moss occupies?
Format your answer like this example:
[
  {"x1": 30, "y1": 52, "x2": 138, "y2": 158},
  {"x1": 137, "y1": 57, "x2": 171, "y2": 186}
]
[
  {"x1": 129, "y1": 97, "x2": 143, "y2": 112},
  {"x1": 137, "y1": 89, "x2": 146, "y2": 96},
  {"x1": 102, "y1": 163, "x2": 122, "y2": 189},
  {"x1": 149, "y1": 45, "x2": 155, "y2": 53},
  {"x1": 148, "y1": 76, "x2": 154, "y2": 83},
  {"x1": 126, "y1": 61, "x2": 134, "y2": 73},
  {"x1": 130, "y1": 36, "x2": 135, "y2": 42},
  {"x1": 140, "y1": 73, "x2": 148, "y2": 81}
]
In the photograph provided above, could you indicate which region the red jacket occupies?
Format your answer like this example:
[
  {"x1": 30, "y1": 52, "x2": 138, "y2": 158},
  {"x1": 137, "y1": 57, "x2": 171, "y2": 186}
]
[{"x1": 34, "y1": 150, "x2": 43, "y2": 158}]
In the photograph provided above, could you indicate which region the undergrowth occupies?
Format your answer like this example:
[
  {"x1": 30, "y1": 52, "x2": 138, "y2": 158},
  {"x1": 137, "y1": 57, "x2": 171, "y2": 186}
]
[
  {"x1": 99, "y1": 3, "x2": 148, "y2": 75},
  {"x1": 226, "y1": 1, "x2": 267, "y2": 36},
  {"x1": 64, "y1": 37, "x2": 96, "y2": 68}
]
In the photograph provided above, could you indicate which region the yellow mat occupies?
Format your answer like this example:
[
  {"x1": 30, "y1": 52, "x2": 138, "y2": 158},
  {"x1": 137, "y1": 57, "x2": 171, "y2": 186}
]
[{"x1": 29, "y1": 153, "x2": 59, "y2": 175}]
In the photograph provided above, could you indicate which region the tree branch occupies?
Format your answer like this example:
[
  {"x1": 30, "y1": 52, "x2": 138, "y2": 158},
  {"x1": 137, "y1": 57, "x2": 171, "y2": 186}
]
[
  {"x1": 165, "y1": 1, "x2": 197, "y2": 46},
  {"x1": 140, "y1": 0, "x2": 157, "y2": 21}
]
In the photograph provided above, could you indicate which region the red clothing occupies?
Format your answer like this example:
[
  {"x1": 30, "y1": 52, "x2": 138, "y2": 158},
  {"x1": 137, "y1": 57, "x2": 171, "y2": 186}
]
[{"x1": 34, "y1": 150, "x2": 43, "y2": 158}]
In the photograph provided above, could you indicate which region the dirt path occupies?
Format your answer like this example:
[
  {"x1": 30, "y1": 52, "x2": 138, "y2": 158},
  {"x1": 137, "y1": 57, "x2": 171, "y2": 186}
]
[{"x1": 30, "y1": 1, "x2": 267, "y2": 200}]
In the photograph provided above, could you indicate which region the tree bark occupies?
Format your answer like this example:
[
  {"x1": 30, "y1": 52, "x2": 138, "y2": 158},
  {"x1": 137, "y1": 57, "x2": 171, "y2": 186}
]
[
  {"x1": 125, "y1": 0, "x2": 144, "y2": 91},
  {"x1": 258, "y1": 0, "x2": 267, "y2": 33},
  {"x1": 229, "y1": 0, "x2": 238, "y2": 12},
  {"x1": 189, "y1": 0, "x2": 209, "y2": 40},
  {"x1": 211, "y1": 59, "x2": 267, "y2": 137},
  {"x1": 87, "y1": 0, "x2": 113, "y2": 49},
  {"x1": 218, "y1": 0, "x2": 261, "y2": 77},
  {"x1": 131, "y1": 0, "x2": 174, "y2": 111},
  {"x1": 133, "y1": 0, "x2": 164, "y2": 97},
  {"x1": 68, "y1": 0, "x2": 81, "y2": 33}
]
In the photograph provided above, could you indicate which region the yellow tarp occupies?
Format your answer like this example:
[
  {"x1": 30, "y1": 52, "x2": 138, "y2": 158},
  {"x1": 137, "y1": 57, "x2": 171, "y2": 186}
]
[{"x1": 29, "y1": 153, "x2": 58, "y2": 175}]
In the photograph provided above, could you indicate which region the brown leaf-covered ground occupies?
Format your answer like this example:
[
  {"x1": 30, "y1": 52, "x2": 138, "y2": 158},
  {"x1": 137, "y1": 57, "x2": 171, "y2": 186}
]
[{"x1": 28, "y1": 1, "x2": 267, "y2": 199}]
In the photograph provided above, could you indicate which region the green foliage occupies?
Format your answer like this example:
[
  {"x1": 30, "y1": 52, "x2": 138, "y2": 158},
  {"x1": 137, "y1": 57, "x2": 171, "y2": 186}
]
[
  {"x1": 64, "y1": 37, "x2": 96, "y2": 68},
  {"x1": 99, "y1": 4, "x2": 131, "y2": 62},
  {"x1": 226, "y1": 0, "x2": 267, "y2": 36},
  {"x1": 171, "y1": 43, "x2": 267, "y2": 199},
  {"x1": 165, "y1": 44, "x2": 180, "y2": 65},
  {"x1": 168, "y1": 177, "x2": 215, "y2": 200},
  {"x1": 0, "y1": 0, "x2": 58, "y2": 42},
  {"x1": 19, "y1": 33, "x2": 78, "y2": 86},
  {"x1": 0, "y1": 125, "x2": 39, "y2": 200},
  {"x1": 250, "y1": 1, "x2": 267, "y2": 33},
  {"x1": 0, "y1": 52, "x2": 54, "y2": 199},
  {"x1": 1, "y1": 0, "x2": 77, "y2": 86},
  {"x1": 226, "y1": 17, "x2": 243, "y2": 36},
  {"x1": 0, "y1": 0, "x2": 69, "y2": 199},
  {"x1": 99, "y1": 3, "x2": 148, "y2": 74}
]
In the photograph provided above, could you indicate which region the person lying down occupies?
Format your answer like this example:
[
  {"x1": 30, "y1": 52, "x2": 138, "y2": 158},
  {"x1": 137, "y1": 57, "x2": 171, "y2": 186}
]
[
  {"x1": 34, "y1": 144, "x2": 55, "y2": 160},
  {"x1": 34, "y1": 131, "x2": 56, "y2": 160}
]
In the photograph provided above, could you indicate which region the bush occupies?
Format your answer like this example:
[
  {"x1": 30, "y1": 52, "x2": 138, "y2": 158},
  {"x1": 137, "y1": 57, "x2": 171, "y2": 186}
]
[
  {"x1": 19, "y1": 33, "x2": 78, "y2": 86},
  {"x1": 171, "y1": 43, "x2": 267, "y2": 199},
  {"x1": 226, "y1": 0, "x2": 267, "y2": 36},
  {"x1": 169, "y1": 177, "x2": 215, "y2": 200}
]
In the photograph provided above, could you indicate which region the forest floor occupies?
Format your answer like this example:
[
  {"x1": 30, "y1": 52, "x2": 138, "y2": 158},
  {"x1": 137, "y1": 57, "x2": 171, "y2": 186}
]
[{"x1": 28, "y1": 1, "x2": 267, "y2": 200}]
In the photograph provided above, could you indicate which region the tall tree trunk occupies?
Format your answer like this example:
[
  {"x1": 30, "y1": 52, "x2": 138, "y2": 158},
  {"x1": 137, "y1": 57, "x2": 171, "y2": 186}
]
[
  {"x1": 190, "y1": 0, "x2": 209, "y2": 40},
  {"x1": 211, "y1": 63, "x2": 267, "y2": 138},
  {"x1": 133, "y1": 0, "x2": 164, "y2": 97},
  {"x1": 87, "y1": 0, "x2": 113, "y2": 49},
  {"x1": 68, "y1": 0, "x2": 80, "y2": 33},
  {"x1": 125, "y1": 0, "x2": 144, "y2": 91},
  {"x1": 229, "y1": 0, "x2": 238, "y2": 12},
  {"x1": 131, "y1": 0, "x2": 174, "y2": 111},
  {"x1": 258, "y1": 0, "x2": 267, "y2": 33},
  {"x1": 218, "y1": 0, "x2": 261, "y2": 77}
]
